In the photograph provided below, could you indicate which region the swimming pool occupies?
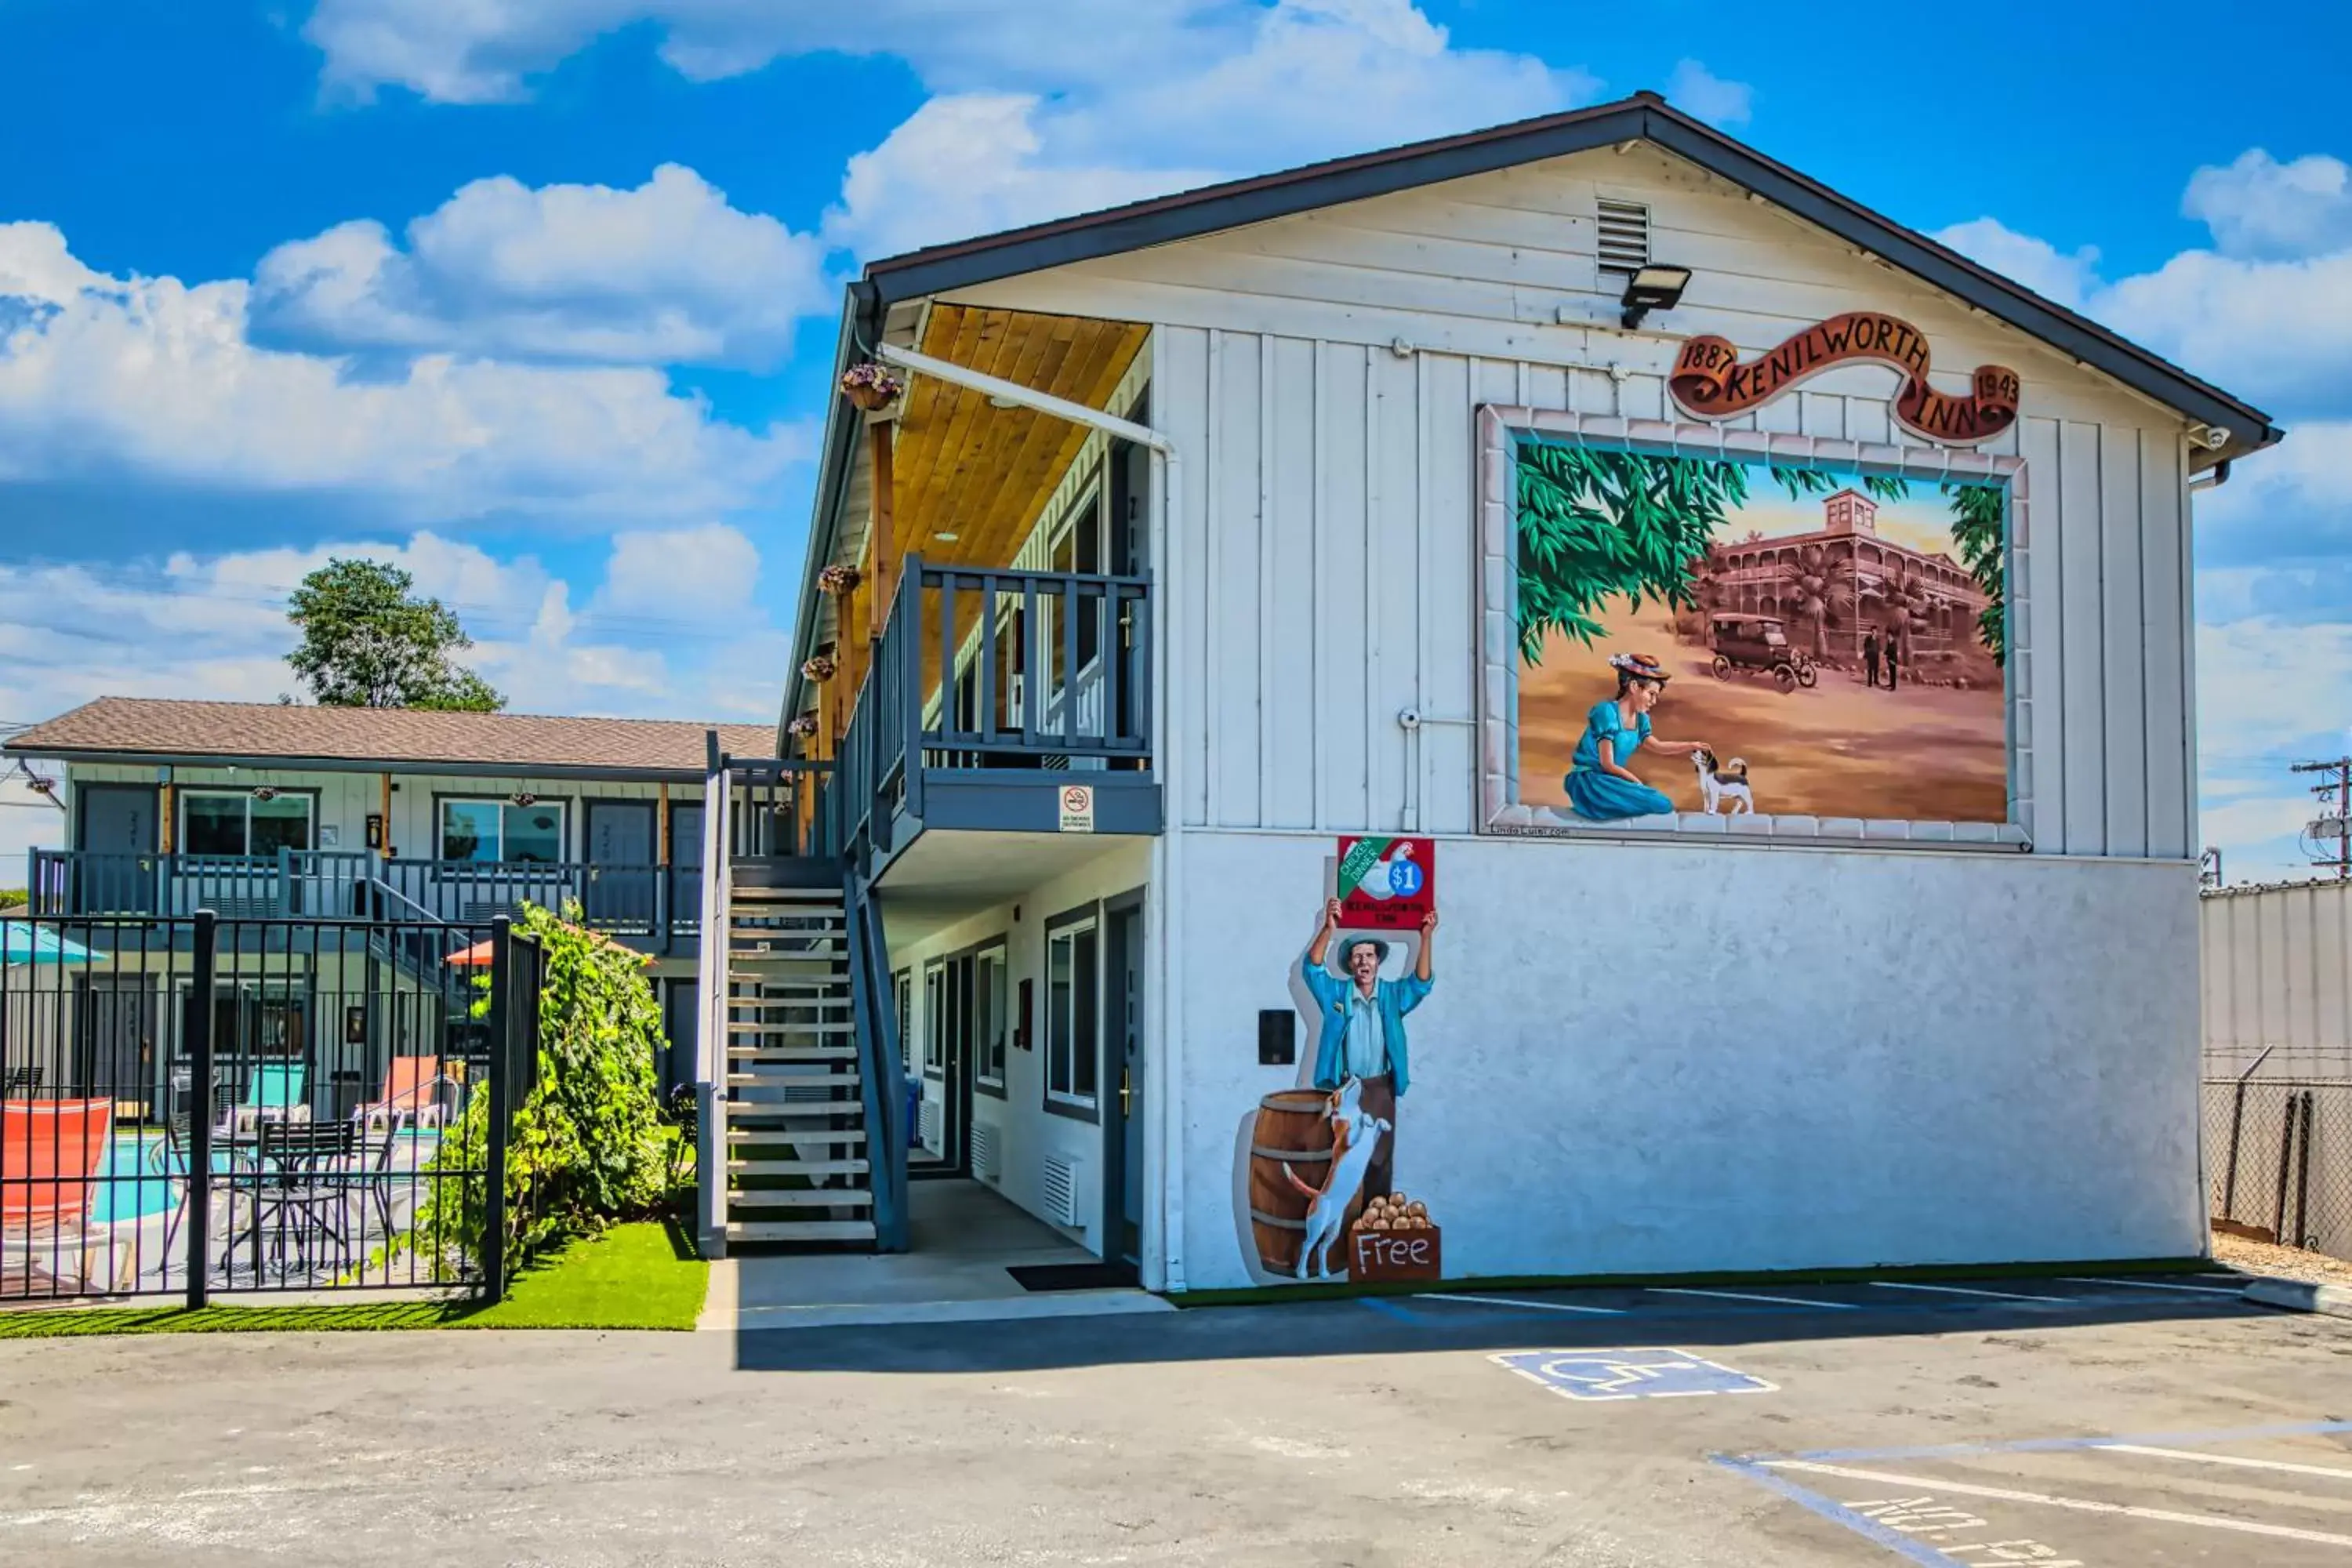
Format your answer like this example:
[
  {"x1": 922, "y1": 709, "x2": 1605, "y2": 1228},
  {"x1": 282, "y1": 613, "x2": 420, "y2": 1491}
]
[{"x1": 85, "y1": 1129, "x2": 448, "y2": 1225}]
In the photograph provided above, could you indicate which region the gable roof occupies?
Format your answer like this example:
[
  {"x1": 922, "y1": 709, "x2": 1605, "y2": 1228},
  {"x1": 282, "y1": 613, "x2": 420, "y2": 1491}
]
[
  {"x1": 859, "y1": 91, "x2": 2277, "y2": 456},
  {"x1": 783, "y1": 90, "x2": 2281, "y2": 735},
  {"x1": 5, "y1": 698, "x2": 773, "y2": 781}
]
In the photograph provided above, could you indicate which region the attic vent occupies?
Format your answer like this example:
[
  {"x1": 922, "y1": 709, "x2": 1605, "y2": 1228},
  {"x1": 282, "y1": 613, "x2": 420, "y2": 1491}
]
[
  {"x1": 1596, "y1": 198, "x2": 1650, "y2": 275},
  {"x1": 971, "y1": 1121, "x2": 1000, "y2": 1184},
  {"x1": 1041, "y1": 1152, "x2": 1083, "y2": 1228}
]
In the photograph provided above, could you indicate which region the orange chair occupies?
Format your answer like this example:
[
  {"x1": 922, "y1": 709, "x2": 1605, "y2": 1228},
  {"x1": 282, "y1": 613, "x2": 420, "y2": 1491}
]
[
  {"x1": 352, "y1": 1057, "x2": 451, "y2": 1132},
  {"x1": 1, "y1": 1098, "x2": 119, "y2": 1295}
]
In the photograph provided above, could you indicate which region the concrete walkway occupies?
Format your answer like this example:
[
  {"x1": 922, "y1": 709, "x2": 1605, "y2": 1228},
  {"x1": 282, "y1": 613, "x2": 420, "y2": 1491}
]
[{"x1": 697, "y1": 1178, "x2": 1173, "y2": 1330}]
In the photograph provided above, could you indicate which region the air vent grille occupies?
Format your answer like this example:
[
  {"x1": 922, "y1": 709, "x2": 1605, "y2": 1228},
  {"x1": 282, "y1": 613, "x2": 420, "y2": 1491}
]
[
  {"x1": 971, "y1": 1121, "x2": 1000, "y2": 1183},
  {"x1": 1041, "y1": 1152, "x2": 1083, "y2": 1228},
  {"x1": 1596, "y1": 198, "x2": 1650, "y2": 275},
  {"x1": 918, "y1": 1094, "x2": 942, "y2": 1150}
]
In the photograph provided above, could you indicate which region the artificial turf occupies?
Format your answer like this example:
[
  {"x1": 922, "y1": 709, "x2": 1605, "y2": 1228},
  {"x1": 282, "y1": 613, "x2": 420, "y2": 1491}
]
[{"x1": 0, "y1": 1221, "x2": 708, "y2": 1338}]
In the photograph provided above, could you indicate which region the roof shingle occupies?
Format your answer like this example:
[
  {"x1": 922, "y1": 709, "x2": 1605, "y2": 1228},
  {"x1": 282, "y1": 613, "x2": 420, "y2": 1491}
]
[{"x1": 5, "y1": 698, "x2": 775, "y2": 777}]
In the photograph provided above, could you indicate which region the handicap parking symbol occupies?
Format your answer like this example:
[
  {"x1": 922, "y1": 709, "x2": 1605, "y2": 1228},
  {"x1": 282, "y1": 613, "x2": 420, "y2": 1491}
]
[{"x1": 1492, "y1": 1348, "x2": 1776, "y2": 1403}]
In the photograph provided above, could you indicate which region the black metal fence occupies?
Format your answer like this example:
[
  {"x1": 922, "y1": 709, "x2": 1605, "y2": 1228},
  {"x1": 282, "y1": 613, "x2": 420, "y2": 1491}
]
[
  {"x1": 2206, "y1": 1075, "x2": 2352, "y2": 1262},
  {"x1": 0, "y1": 909, "x2": 535, "y2": 1305}
]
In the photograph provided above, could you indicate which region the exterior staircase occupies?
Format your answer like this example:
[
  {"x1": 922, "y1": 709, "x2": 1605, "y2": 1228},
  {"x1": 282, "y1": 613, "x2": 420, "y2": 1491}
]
[{"x1": 715, "y1": 881, "x2": 877, "y2": 1246}]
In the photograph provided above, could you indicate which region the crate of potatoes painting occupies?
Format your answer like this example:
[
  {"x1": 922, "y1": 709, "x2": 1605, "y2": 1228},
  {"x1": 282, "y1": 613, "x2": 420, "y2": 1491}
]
[{"x1": 1349, "y1": 1192, "x2": 1441, "y2": 1282}]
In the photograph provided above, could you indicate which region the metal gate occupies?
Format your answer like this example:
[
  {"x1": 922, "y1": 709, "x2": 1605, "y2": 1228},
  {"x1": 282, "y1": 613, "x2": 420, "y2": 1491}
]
[{"x1": 0, "y1": 909, "x2": 536, "y2": 1305}]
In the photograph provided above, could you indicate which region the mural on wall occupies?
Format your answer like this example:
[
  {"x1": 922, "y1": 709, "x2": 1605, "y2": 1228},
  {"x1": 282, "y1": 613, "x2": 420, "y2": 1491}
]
[
  {"x1": 1512, "y1": 441, "x2": 2009, "y2": 826},
  {"x1": 1243, "y1": 844, "x2": 1442, "y2": 1282}
]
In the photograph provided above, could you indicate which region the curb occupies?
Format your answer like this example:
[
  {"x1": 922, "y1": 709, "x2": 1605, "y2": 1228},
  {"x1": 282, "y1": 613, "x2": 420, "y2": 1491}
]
[{"x1": 2243, "y1": 1276, "x2": 2352, "y2": 1319}]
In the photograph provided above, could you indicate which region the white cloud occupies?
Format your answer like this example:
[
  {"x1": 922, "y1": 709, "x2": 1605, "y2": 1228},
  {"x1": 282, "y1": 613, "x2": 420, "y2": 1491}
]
[
  {"x1": 823, "y1": 94, "x2": 1224, "y2": 261},
  {"x1": 304, "y1": 2, "x2": 1250, "y2": 105},
  {"x1": 1932, "y1": 217, "x2": 2099, "y2": 313},
  {"x1": 2183, "y1": 149, "x2": 2352, "y2": 260},
  {"x1": 307, "y1": 2, "x2": 1594, "y2": 266},
  {"x1": 597, "y1": 523, "x2": 760, "y2": 619},
  {"x1": 2195, "y1": 614, "x2": 2352, "y2": 881},
  {"x1": 0, "y1": 222, "x2": 808, "y2": 525},
  {"x1": 1666, "y1": 59, "x2": 1751, "y2": 128},
  {"x1": 253, "y1": 164, "x2": 829, "y2": 368}
]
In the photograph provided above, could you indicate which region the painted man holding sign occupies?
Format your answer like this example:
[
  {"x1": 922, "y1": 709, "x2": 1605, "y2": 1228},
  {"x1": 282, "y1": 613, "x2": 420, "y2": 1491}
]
[{"x1": 1301, "y1": 895, "x2": 1436, "y2": 1203}]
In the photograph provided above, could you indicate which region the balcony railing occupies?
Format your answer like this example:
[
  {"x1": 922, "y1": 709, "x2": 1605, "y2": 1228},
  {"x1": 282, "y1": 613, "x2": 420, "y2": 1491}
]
[
  {"x1": 26, "y1": 848, "x2": 708, "y2": 949},
  {"x1": 829, "y1": 557, "x2": 1152, "y2": 857}
]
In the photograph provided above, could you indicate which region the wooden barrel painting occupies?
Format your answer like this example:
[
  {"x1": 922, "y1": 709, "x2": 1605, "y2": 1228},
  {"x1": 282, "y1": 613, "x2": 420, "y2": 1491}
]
[{"x1": 1247, "y1": 1087, "x2": 1363, "y2": 1276}]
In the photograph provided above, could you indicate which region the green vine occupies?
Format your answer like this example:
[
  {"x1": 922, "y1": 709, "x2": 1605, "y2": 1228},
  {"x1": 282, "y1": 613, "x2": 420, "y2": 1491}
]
[{"x1": 392, "y1": 902, "x2": 671, "y2": 1283}]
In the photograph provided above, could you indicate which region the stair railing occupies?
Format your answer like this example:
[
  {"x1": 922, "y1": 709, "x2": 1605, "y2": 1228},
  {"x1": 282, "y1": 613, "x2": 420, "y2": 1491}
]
[
  {"x1": 693, "y1": 737, "x2": 735, "y2": 1256},
  {"x1": 843, "y1": 872, "x2": 909, "y2": 1251}
]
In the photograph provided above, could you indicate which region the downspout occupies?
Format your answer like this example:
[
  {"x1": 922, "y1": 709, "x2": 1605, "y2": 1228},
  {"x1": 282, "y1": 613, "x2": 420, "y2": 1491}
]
[{"x1": 870, "y1": 337, "x2": 1189, "y2": 1293}]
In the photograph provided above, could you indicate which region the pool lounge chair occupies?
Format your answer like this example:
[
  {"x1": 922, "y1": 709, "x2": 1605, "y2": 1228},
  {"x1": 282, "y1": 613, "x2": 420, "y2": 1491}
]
[
  {"x1": 0, "y1": 1097, "x2": 125, "y2": 1295},
  {"x1": 221, "y1": 1064, "x2": 310, "y2": 1138},
  {"x1": 352, "y1": 1057, "x2": 452, "y2": 1132}
]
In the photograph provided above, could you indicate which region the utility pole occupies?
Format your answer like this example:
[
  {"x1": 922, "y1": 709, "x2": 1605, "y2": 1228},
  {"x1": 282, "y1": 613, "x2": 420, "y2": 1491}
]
[{"x1": 2291, "y1": 757, "x2": 2352, "y2": 881}]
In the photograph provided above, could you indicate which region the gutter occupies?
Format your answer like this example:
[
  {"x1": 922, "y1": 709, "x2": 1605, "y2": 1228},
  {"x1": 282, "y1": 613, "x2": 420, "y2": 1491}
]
[{"x1": 0, "y1": 746, "x2": 717, "y2": 786}]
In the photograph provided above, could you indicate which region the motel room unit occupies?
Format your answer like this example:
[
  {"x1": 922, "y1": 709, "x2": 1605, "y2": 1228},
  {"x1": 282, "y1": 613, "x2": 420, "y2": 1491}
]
[{"x1": 745, "y1": 90, "x2": 2277, "y2": 1292}]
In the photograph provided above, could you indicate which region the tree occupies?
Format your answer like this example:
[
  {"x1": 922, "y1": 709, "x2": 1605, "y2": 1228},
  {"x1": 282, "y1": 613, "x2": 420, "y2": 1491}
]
[
  {"x1": 1515, "y1": 444, "x2": 1748, "y2": 661},
  {"x1": 1944, "y1": 483, "x2": 2008, "y2": 666},
  {"x1": 285, "y1": 559, "x2": 505, "y2": 710},
  {"x1": 1787, "y1": 543, "x2": 1852, "y2": 659}
]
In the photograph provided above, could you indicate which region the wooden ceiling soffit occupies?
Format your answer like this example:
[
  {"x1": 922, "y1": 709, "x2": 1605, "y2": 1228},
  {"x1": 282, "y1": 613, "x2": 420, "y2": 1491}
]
[{"x1": 887, "y1": 305, "x2": 1147, "y2": 572}]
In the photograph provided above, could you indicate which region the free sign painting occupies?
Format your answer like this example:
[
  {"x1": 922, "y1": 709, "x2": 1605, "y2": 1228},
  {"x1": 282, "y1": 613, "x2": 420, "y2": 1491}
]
[{"x1": 1513, "y1": 441, "x2": 2009, "y2": 826}]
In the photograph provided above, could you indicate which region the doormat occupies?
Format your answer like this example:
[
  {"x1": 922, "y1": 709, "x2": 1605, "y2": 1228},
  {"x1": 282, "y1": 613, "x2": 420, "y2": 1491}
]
[{"x1": 1007, "y1": 1261, "x2": 1139, "y2": 1293}]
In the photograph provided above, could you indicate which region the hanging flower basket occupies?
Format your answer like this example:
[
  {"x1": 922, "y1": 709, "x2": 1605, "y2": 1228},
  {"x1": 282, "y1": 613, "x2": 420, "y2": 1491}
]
[
  {"x1": 816, "y1": 564, "x2": 862, "y2": 597},
  {"x1": 840, "y1": 361, "x2": 905, "y2": 412},
  {"x1": 800, "y1": 655, "x2": 837, "y2": 683},
  {"x1": 786, "y1": 713, "x2": 820, "y2": 739}
]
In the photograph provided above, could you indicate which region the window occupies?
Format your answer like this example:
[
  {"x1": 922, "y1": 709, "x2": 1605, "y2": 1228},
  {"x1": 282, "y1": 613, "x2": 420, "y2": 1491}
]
[
  {"x1": 894, "y1": 969, "x2": 913, "y2": 1072},
  {"x1": 922, "y1": 962, "x2": 946, "y2": 1079},
  {"x1": 180, "y1": 790, "x2": 313, "y2": 856},
  {"x1": 1044, "y1": 485, "x2": 1107, "y2": 690},
  {"x1": 1045, "y1": 914, "x2": 1099, "y2": 1112},
  {"x1": 439, "y1": 799, "x2": 565, "y2": 863},
  {"x1": 975, "y1": 946, "x2": 1007, "y2": 1093}
]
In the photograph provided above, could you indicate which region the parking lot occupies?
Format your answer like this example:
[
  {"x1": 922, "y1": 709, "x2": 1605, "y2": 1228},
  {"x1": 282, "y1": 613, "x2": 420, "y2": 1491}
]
[{"x1": 2, "y1": 1271, "x2": 2347, "y2": 1565}]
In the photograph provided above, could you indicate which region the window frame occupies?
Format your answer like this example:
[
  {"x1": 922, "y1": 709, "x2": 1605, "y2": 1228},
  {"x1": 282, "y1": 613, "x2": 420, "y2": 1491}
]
[
  {"x1": 176, "y1": 788, "x2": 318, "y2": 858},
  {"x1": 921, "y1": 960, "x2": 946, "y2": 1082},
  {"x1": 1042, "y1": 902, "x2": 1102, "y2": 1122},
  {"x1": 964, "y1": 938, "x2": 1010, "y2": 1098},
  {"x1": 433, "y1": 794, "x2": 572, "y2": 865}
]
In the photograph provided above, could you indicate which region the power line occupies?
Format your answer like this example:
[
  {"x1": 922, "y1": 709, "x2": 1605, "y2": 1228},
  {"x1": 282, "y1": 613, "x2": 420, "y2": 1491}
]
[{"x1": 2290, "y1": 757, "x2": 2352, "y2": 881}]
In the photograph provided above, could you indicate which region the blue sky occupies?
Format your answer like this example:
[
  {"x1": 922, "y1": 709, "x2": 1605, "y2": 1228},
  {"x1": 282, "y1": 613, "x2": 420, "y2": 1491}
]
[{"x1": 2, "y1": 0, "x2": 2347, "y2": 879}]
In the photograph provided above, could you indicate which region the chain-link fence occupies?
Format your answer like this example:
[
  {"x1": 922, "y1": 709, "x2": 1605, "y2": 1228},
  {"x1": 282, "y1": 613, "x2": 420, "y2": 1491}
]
[{"x1": 2205, "y1": 1070, "x2": 2352, "y2": 1262}]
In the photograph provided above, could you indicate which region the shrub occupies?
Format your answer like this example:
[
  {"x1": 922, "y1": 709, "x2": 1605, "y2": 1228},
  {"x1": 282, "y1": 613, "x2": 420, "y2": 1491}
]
[{"x1": 395, "y1": 902, "x2": 669, "y2": 1282}]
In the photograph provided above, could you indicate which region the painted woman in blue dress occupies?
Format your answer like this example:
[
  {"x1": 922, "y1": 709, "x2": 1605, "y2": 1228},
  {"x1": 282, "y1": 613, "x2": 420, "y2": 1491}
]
[{"x1": 1562, "y1": 652, "x2": 1711, "y2": 821}]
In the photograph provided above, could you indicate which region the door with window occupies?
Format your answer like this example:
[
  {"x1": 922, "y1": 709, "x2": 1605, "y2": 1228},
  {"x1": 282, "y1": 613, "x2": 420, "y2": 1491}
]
[
  {"x1": 74, "y1": 782, "x2": 157, "y2": 913},
  {"x1": 583, "y1": 800, "x2": 655, "y2": 932},
  {"x1": 1101, "y1": 895, "x2": 1145, "y2": 1269},
  {"x1": 669, "y1": 802, "x2": 704, "y2": 938},
  {"x1": 437, "y1": 797, "x2": 568, "y2": 921}
]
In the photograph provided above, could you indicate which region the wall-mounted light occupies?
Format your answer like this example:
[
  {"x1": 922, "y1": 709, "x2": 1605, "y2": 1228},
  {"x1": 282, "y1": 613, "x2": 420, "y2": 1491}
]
[{"x1": 1619, "y1": 263, "x2": 1693, "y2": 329}]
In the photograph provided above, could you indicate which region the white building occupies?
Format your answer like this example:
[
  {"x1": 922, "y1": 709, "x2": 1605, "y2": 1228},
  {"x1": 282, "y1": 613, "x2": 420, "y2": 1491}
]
[{"x1": 708, "y1": 92, "x2": 2277, "y2": 1294}]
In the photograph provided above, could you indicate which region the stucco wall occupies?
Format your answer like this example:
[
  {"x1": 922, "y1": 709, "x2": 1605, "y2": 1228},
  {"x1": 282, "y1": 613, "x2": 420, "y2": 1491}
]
[
  {"x1": 884, "y1": 840, "x2": 1151, "y2": 1250},
  {"x1": 1173, "y1": 829, "x2": 2204, "y2": 1290}
]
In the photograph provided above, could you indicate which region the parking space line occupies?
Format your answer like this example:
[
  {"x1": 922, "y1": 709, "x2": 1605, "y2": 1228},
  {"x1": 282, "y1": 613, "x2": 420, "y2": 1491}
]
[
  {"x1": 1766, "y1": 1459, "x2": 2352, "y2": 1548},
  {"x1": 1650, "y1": 1287, "x2": 1858, "y2": 1311},
  {"x1": 1423, "y1": 1291, "x2": 1624, "y2": 1316},
  {"x1": 2056, "y1": 1276, "x2": 2245, "y2": 1298},
  {"x1": 1789, "y1": 1417, "x2": 2352, "y2": 1465},
  {"x1": 2102, "y1": 1443, "x2": 2352, "y2": 1481},
  {"x1": 1868, "y1": 1280, "x2": 2069, "y2": 1304},
  {"x1": 1712, "y1": 1458, "x2": 1975, "y2": 1568}
]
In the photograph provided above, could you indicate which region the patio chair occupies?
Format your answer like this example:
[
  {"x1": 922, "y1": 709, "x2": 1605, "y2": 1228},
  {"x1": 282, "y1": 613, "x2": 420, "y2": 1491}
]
[
  {"x1": 220, "y1": 1063, "x2": 310, "y2": 1138},
  {"x1": 352, "y1": 1056, "x2": 451, "y2": 1133},
  {"x1": 0, "y1": 1097, "x2": 123, "y2": 1295},
  {"x1": 220, "y1": 1119, "x2": 358, "y2": 1281}
]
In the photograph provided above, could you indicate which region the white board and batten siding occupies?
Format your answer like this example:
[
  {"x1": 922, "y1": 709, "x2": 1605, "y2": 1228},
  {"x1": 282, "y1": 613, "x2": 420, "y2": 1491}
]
[{"x1": 948, "y1": 142, "x2": 2204, "y2": 862}]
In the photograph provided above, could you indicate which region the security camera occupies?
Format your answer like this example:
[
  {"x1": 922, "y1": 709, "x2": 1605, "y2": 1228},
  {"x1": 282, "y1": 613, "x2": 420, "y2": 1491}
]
[{"x1": 2193, "y1": 423, "x2": 2230, "y2": 452}]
